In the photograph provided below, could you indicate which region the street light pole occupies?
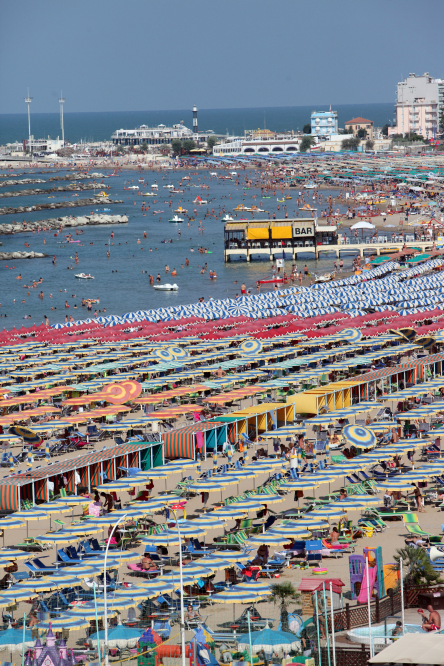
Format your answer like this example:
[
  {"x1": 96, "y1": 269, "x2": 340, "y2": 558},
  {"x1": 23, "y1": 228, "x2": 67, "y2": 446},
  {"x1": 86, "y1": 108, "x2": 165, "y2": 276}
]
[
  {"x1": 103, "y1": 513, "x2": 127, "y2": 666},
  {"x1": 171, "y1": 507, "x2": 186, "y2": 666}
]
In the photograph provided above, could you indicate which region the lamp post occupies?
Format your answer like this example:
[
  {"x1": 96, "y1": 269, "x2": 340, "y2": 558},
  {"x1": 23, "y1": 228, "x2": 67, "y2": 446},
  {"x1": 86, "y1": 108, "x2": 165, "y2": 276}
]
[
  {"x1": 171, "y1": 505, "x2": 186, "y2": 666},
  {"x1": 103, "y1": 513, "x2": 127, "y2": 666}
]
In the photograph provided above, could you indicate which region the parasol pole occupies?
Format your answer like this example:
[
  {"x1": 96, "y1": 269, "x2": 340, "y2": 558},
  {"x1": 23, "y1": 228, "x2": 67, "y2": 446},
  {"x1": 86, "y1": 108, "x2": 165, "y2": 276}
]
[
  {"x1": 366, "y1": 556, "x2": 373, "y2": 658},
  {"x1": 93, "y1": 580, "x2": 101, "y2": 666},
  {"x1": 400, "y1": 557, "x2": 405, "y2": 636},
  {"x1": 322, "y1": 583, "x2": 331, "y2": 666},
  {"x1": 314, "y1": 591, "x2": 321, "y2": 666},
  {"x1": 104, "y1": 513, "x2": 127, "y2": 666},
  {"x1": 329, "y1": 582, "x2": 336, "y2": 666},
  {"x1": 247, "y1": 610, "x2": 254, "y2": 666},
  {"x1": 21, "y1": 611, "x2": 26, "y2": 666}
]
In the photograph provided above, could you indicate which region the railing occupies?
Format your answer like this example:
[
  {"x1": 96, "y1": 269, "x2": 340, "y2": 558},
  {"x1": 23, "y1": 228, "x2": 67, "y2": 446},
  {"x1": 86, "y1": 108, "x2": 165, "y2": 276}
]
[{"x1": 325, "y1": 590, "x2": 402, "y2": 633}]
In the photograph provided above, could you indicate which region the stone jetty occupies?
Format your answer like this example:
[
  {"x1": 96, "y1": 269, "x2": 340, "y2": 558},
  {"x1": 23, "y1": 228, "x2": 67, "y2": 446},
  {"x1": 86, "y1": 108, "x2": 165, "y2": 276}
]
[
  {"x1": 0, "y1": 213, "x2": 128, "y2": 234},
  {"x1": 0, "y1": 197, "x2": 123, "y2": 217},
  {"x1": 0, "y1": 251, "x2": 48, "y2": 260},
  {"x1": 0, "y1": 183, "x2": 111, "y2": 199},
  {"x1": 0, "y1": 173, "x2": 109, "y2": 188}
]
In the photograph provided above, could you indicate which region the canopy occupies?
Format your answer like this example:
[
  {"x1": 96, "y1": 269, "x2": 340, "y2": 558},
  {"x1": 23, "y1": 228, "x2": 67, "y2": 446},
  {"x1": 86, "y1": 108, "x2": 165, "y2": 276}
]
[{"x1": 368, "y1": 632, "x2": 444, "y2": 664}]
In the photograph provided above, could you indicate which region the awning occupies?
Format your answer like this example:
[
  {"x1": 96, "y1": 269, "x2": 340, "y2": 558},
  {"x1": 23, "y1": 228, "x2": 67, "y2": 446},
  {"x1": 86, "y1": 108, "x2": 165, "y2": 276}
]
[
  {"x1": 248, "y1": 228, "x2": 269, "y2": 240},
  {"x1": 368, "y1": 633, "x2": 444, "y2": 664},
  {"x1": 298, "y1": 577, "x2": 344, "y2": 595},
  {"x1": 271, "y1": 226, "x2": 292, "y2": 239}
]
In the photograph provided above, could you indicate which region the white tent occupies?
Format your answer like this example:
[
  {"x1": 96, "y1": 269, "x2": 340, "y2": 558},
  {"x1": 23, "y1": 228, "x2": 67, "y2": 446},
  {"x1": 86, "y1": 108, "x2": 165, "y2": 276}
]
[{"x1": 368, "y1": 632, "x2": 444, "y2": 664}]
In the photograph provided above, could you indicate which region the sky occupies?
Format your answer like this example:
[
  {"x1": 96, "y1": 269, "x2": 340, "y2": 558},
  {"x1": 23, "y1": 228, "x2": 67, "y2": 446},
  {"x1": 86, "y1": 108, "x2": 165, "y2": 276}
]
[{"x1": 1, "y1": 0, "x2": 443, "y2": 115}]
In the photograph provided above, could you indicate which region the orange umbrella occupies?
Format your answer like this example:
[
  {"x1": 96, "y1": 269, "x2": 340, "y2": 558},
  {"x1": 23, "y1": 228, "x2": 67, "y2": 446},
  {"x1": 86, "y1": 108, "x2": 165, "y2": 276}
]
[{"x1": 61, "y1": 396, "x2": 104, "y2": 406}]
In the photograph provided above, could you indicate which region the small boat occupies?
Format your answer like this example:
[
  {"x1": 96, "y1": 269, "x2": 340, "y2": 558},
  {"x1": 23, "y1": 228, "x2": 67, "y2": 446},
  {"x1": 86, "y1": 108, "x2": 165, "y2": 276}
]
[
  {"x1": 127, "y1": 185, "x2": 139, "y2": 190},
  {"x1": 258, "y1": 276, "x2": 288, "y2": 285},
  {"x1": 193, "y1": 196, "x2": 207, "y2": 204},
  {"x1": 153, "y1": 283, "x2": 179, "y2": 291},
  {"x1": 169, "y1": 215, "x2": 184, "y2": 223},
  {"x1": 143, "y1": 192, "x2": 155, "y2": 196},
  {"x1": 222, "y1": 214, "x2": 234, "y2": 222},
  {"x1": 314, "y1": 273, "x2": 334, "y2": 283},
  {"x1": 151, "y1": 184, "x2": 158, "y2": 189},
  {"x1": 75, "y1": 273, "x2": 95, "y2": 279},
  {"x1": 171, "y1": 189, "x2": 184, "y2": 194},
  {"x1": 304, "y1": 182, "x2": 316, "y2": 189},
  {"x1": 174, "y1": 206, "x2": 188, "y2": 214},
  {"x1": 163, "y1": 184, "x2": 174, "y2": 189},
  {"x1": 210, "y1": 172, "x2": 218, "y2": 176}
]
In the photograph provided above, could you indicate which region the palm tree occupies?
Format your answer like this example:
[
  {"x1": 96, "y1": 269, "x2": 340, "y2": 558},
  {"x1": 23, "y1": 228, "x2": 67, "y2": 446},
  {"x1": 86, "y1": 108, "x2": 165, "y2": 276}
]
[
  {"x1": 393, "y1": 547, "x2": 442, "y2": 587},
  {"x1": 269, "y1": 582, "x2": 300, "y2": 632}
]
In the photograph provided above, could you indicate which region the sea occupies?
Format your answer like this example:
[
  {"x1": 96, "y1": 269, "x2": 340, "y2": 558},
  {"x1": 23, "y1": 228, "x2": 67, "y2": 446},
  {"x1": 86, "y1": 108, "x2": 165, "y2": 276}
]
[
  {"x1": 0, "y1": 103, "x2": 394, "y2": 329},
  {"x1": 0, "y1": 103, "x2": 394, "y2": 145}
]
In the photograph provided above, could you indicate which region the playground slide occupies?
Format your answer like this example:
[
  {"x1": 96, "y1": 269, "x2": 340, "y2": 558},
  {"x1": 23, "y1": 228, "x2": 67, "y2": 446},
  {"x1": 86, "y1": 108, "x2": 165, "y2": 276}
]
[{"x1": 357, "y1": 564, "x2": 377, "y2": 604}]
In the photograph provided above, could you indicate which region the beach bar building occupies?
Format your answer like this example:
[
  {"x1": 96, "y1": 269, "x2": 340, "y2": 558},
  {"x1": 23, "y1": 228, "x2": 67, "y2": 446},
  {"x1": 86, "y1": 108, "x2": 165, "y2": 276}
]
[{"x1": 224, "y1": 218, "x2": 337, "y2": 262}]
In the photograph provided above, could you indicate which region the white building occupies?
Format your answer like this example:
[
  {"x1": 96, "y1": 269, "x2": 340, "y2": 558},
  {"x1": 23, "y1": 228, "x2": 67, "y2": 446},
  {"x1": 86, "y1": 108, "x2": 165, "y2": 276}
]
[
  {"x1": 23, "y1": 136, "x2": 65, "y2": 154},
  {"x1": 311, "y1": 110, "x2": 338, "y2": 136},
  {"x1": 213, "y1": 134, "x2": 302, "y2": 156},
  {"x1": 112, "y1": 122, "x2": 193, "y2": 146},
  {"x1": 388, "y1": 72, "x2": 444, "y2": 138}
]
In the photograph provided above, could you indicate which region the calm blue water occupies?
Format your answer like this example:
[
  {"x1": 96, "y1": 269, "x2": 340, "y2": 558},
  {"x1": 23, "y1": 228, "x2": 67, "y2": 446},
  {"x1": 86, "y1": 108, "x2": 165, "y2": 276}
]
[
  {"x1": 0, "y1": 168, "x2": 351, "y2": 328},
  {"x1": 0, "y1": 103, "x2": 394, "y2": 145}
]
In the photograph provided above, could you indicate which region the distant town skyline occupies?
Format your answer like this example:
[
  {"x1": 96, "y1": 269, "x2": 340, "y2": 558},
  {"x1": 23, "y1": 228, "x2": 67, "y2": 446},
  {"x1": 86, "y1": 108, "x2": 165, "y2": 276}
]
[{"x1": 1, "y1": 0, "x2": 442, "y2": 115}]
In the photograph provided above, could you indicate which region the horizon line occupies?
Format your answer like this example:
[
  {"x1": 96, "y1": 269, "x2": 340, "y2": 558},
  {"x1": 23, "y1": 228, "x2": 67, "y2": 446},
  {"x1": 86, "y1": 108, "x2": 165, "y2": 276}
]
[{"x1": 0, "y1": 102, "x2": 394, "y2": 116}]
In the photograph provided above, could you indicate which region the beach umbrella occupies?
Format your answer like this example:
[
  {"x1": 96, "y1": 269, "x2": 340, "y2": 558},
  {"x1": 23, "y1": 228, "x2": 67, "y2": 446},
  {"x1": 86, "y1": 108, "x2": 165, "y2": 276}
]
[
  {"x1": 0, "y1": 624, "x2": 34, "y2": 654},
  {"x1": 339, "y1": 328, "x2": 362, "y2": 343},
  {"x1": 54, "y1": 495, "x2": 89, "y2": 506},
  {"x1": 267, "y1": 525, "x2": 312, "y2": 538},
  {"x1": 243, "y1": 494, "x2": 284, "y2": 505},
  {"x1": 152, "y1": 348, "x2": 174, "y2": 361},
  {"x1": 193, "y1": 557, "x2": 234, "y2": 570},
  {"x1": 89, "y1": 618, "x2": 143, "y2": 649},
  {"x1": 246, "y1": 534, "x2": 291, "y2": 546},
  {"x1": 67, "y1": 604, "x2": 119, "y2": 620},
  {"x1": 36, "y1": 615, "x2": 90, "y2": 631},
  {"x1": 237, "y1": 627, "x2": 301, "y2": 655},
  {"x1": 342, "y1": 424, "x2": 376, "y2": 449},
  {"x1": 7, "y1": 425, "x2": 41, "y2": 446},
  {"x1": 114, "y1": 585, "x2": 159, "y2": 599},
  {"x1": 34, "y1": 531, "x2": 83, "y2": 544},
  {"x1": 168, "y1": 346, "x2": 189, "y2": 360},
  {"x1": 376, "y1": 481, "x2": 414, "y2": 491},
  {"x1": 14, "y1": 578, "x2": 56, "y2": 592},
  {"x1": 308, "y1": 507, "x2": 347, "y2": 519},
  {"x1": 212, "y1": 588, "x2": 268, "y2": 603},
  {"x1": 239, "y1": 340, "x2": 263, "y2": 355}
]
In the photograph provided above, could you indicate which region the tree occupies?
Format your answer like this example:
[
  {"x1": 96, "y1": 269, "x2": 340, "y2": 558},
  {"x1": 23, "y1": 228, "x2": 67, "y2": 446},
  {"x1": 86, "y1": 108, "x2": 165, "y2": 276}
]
[
  {"x1": 365, "y1": 139, "x2": 375, "y2": 150},
  {"x1": 141, "y1": 142, "x2": 148, "y2": 153},
  {"x1": 116, "y1": 145, "x2": 124, "y2": 153},
  {"x1": 341, "y1": 137, "x2": 361, "y2": 151},
  {"x1": 303, "y1": 124, "x2": 311, "y2": 134},
  {"x1": 207, "y1": 135, "x2": 218, "y2": 150},
  {"x1": 357, "y1": 128, "x2": 367, "y2": 139},
  {"x1": 270, "y1": 582, "x2": 300, "y2": 632},
  {"x1": 299, "y1": 136, "x2": 315, "y2": 153},
  {"x1": 171, "y1": 138, "x2": 182, "y2": 155},
  {"x1": 382, "y1": 124, "x2": 389, "y2": 137},
  {"x1": 182, "y1": 139, "x2": 196, "y2": 154},
  {"x1": 393, "y1": 547, "x2": 442, "y2": 588}
]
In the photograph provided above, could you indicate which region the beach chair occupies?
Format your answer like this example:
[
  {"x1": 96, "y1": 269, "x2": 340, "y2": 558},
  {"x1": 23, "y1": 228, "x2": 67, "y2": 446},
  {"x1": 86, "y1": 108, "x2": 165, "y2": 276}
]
[
  {"x1": 402, "y1": 514, "x2": 442, "y2": 543},
  {"x1": 24, "y1": 558, "x2": 59, "y2": 576}
]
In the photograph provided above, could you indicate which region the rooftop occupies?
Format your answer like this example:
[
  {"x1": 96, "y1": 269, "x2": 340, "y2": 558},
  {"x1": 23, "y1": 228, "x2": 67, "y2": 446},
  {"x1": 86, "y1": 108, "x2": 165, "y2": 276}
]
[{"x1": 345, "y1": 117, "x2": 374, "y2": 125}]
